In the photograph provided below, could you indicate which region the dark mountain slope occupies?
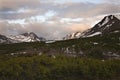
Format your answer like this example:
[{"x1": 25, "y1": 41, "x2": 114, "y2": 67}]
[{"x1": 81, "y1": 15, "x2": 120, "y2": 37}]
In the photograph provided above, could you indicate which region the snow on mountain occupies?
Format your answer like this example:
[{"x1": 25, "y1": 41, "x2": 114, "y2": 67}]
[
  {"x1": 63, "y1": 14, "x2": 120, "y2": 40},
  {"x1": 7, "y1": 32, "x2": 46, "y2": 43},
  {"x1": 0, "y1": 34, "x2": 12, "y2": 44},
  {"x1": 0, "y1": 32, "x2": 46, "y2": 44},
  {"x1": 63, "y1": 32, "x2": 81, "y2": 40},
  {"x1": 82, "y1": 32, "x2": 102, "y2": 38},
  {"x1": 80, "y1": 15, "x2": 120, "y2": 38}
]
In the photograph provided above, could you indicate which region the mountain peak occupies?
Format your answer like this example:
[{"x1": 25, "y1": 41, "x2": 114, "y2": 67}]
[
  {"x1": 7, "y1": 32, "x2": 46, "y2": 42},
  {"x1": 0, "y1": 34, "x2": 12, "y2": 44},
  {"x1": 97, "y1": 15, "x2": 119, "y2": 28},
  {"x1": 21, "y1": 32, "x2": 37, "y2": 36},
  {"x1": 80, "y1": 14, "x2": 120, "y2": 38}
]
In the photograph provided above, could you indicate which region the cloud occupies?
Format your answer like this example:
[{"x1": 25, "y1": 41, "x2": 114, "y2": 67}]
[
  {"x1": 0, "y1": 0, "x2": 40, "y2": 9},
  {"x1": 0, "y1": 19, "x2": 90, "y2": 40},
  {"x1": 84, "y1": 3, "x2": 120, "y2": 17},
  {"x1": 69, "y1": 24, "x2": 90, "y2": 32},
  {"x1": 56, "y1": 2, "x2": 120, "y2": 18},
  {"x1": 0, "y1": 0, "x2": 120, "y2": 20},
  {"x1": 0, "y1": 0, "x2": 54, "y2": 20},
  {"x1": 104, "y1": 0, "x2": 120, "y2": 4},
  {"x1": 60, "y1": 18, "x2": 83, "y2": 24},
  {"x1": 0, "y1": 0, "x2": 120, "y2": 39},
  {"x1": 0, "y1": 21, "x2": 26, "y2": 35}
]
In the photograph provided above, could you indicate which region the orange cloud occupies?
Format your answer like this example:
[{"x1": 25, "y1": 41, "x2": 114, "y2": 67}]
[{"x1": 69, "y1": 24, "x2": 90, "y2": 32}]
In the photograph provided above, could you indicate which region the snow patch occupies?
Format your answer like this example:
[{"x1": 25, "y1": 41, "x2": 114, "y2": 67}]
[
  {"x1": 46, "y1": 40, "x2": 55, "y2": 43},
  {"x1": 93, "y1": 42, "x2": 98, "y2": 45},
  {"x1": 63, "y1": 32, "x2": 81, "y2": 40},
  {"x1": 86, "y1": 32, "x2": 102, "y2": 37},
  {"x1": 113, "y1": 30, "x2": 120, "y2": 33},
  {"x1": 112, "y1": 21, "x2": 115, "y2": 24},
  {"x1": 101, "y1": 16, "x2": 109, "y2": 26},
  {"x1": 75, "y1": 32, "x2": 81, "y2": 38},
  {"x1": 0, "y1": 39, "x2": 6, "y2": 43},
  {"x1": 98, "y1": 16, "x2": 111, "y2": 27}
]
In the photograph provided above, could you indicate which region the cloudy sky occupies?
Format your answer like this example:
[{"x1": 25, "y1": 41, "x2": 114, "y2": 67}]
[{"x1": 0, "y1": 0, "x2": 120, "y2": 40}]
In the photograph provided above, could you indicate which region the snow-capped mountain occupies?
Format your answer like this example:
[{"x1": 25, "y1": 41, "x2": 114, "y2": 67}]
[
  {"x1": 0, "y1": 34, "x2": 9, "y2": 44},
  {"x1": 64, "y1": 14, "x2": 120, "y2": 40},
  {"x1": 63, "y1": 32, "x2": 81, "y2": 40},
  {"x1": 0, "y1": 34, "x2": 13, "y2": 44},
  {"x1": 8, "y1": 32, "x2": 46, "y2": 42},
  {"x1": 0, "y1": 32, "x2": 46, "y2": 44},
  {"x1": 80, "y1": 15, "x2": 120, "y2": 38}
]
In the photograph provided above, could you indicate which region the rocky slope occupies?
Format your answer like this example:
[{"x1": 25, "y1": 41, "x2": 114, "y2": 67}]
[
  {"x1": 8, "y1": 32, "x2": 46, "y2": 42},
  {"x1": 0, "y1": 32, "x2": 46, "y2": 44},
  {"x1": 80, "y1": 15, "x2": 120, "y2": 37},
  {"x1": 0, "y1": 34, "x2": 12, "y2": 44}
]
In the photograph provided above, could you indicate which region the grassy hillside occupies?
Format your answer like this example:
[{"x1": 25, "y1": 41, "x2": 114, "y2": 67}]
[
  {"x1": 0, "y1": 32, "x2": 120, "y2": 59},
  {"x1": 0, "y1": 31, "x2": 120, "y2": 80}
]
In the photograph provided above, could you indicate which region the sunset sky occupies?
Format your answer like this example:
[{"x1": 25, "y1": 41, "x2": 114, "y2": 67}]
[{"x1": 0, "y1": 0, "x2": 120, "y2": 39}]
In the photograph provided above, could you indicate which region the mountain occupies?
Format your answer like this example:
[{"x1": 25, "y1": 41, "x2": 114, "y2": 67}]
[
  {"x1": 7, "y1": 32, "x2": 46, "y2": 42},
  {"x1": 63, "y1": 15, "x2": 120, "y2": 39},
  {"x1": 80, "y1": 15, "x2": 120, "y2": 37},
  {"x1": 0, "y1": 14, "x2": 120, "y2": 59},
  {"x1": 55, "y1": 14, "x2": 120, "y2": 59},
  {"x1": 63, "y1": 32, "x2": 81, "y2": 40},
  {"x1": 0, "y1": 34, "x2": 12, "y2": 44},
  {"x1": 0, "y1": 32, "x2": 46, "y2": 44}
]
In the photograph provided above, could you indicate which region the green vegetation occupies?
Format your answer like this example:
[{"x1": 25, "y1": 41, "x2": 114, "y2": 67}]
[
  {"x1": 0, "y1": 32, "x2": 119, "y2": 80},
  {"x1": 0, "y1": 32, "x2": 120, "y2": 59},
  {"x1": 0, "y1": 55, "x2": 119, "y2": 80}
]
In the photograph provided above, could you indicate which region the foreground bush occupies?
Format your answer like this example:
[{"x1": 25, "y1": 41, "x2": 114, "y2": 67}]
[{"x1": 0, "y1": 55, "x2": 119, "y2": 80}]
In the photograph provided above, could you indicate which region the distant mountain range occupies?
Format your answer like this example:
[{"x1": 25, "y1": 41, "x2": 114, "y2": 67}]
[
  {"x1": 63, "y1": 14, "x2": 120, "y2": 40},
  {"x1": 0, "y1": 32, "x2": 46, "y2": 44},
  {"x1": 0, "y1": 34, "x2": 12, "y2": 44},
  {"x1": 0, "y1": 14, "x2": 120, "y2": 44},
  {"x1": 0, "y1": 14, "x2": 120, "y2": 59}
]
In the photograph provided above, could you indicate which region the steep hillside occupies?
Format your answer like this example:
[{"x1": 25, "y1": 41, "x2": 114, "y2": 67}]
[{"x1": 80, "y1": 15, "x2": 120, "y2": 37}]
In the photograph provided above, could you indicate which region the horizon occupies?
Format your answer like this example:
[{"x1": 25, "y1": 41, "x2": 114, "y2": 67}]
[{"x1": 0, "y1": 0, "x2": 120, "y2": 39}]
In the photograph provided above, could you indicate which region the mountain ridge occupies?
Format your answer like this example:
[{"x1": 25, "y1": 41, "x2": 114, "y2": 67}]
[
  {"x1": 63, "y1": 14, "x2": 120, "y2": 39},
  {"x1": 0, "y1": 14, "x2": 120, "y2": 43},
  {"x1": 0, "y1": 32, "x2": 46, "y2": 44},
  {"x1": 81, "y1": 15, "x2": 120, "y2": 38}
]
